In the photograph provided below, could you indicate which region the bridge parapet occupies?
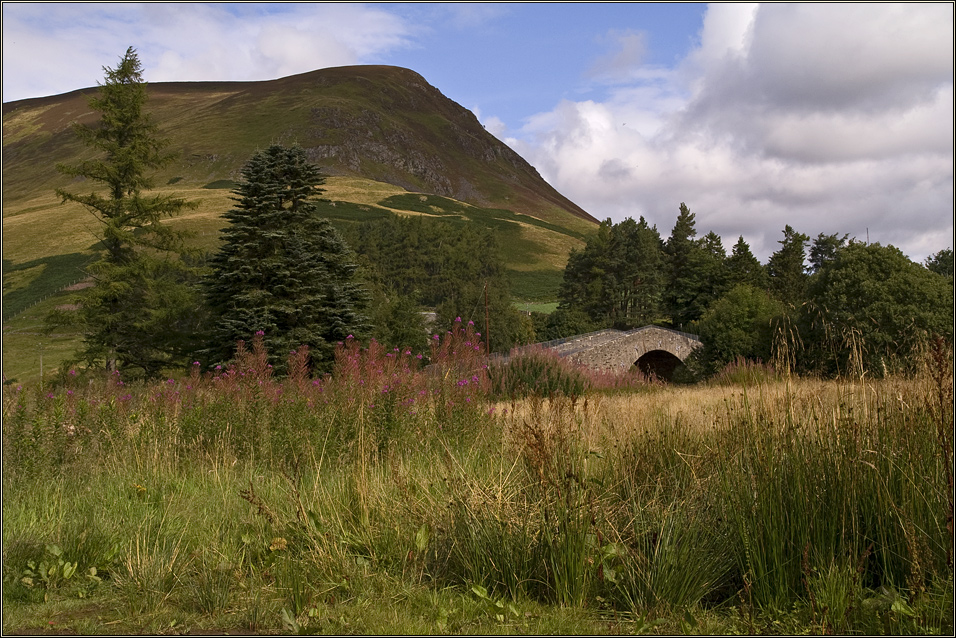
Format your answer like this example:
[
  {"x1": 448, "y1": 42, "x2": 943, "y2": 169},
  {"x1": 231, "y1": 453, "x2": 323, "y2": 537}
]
[{"x1": 492, "y1": 325, "x2": 702, "y2": 378}]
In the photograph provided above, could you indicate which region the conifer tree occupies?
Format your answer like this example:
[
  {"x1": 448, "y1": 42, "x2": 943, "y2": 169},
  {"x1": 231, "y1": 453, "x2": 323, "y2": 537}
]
[
  {"x1": 558, "y1": 219, "x2": 615, "y2": 323},
  {"x1": 557, "y1": 217, "x2": 665, "y2": 329},
  {"x1": 50, "y1": 47, "x2": 202, "y2": 376},
  {"x1": 808, "y1": 232, "x2": 850, "y2": 274},
  {"x1": 726, "y1": 236, "x2": 769, "y2": 290},
  {"x1": 663, "y1": 203, "x2": 725, "y2": 329},
  {"x1": 767, "y1": 225, "x2": 811, "y2": 305},
  {"x1": 204, "y1": 145, "x2": 369, "y2": 370},
  {"x1": 606, "y1": 216, "x2": 665, "y2": 327}
]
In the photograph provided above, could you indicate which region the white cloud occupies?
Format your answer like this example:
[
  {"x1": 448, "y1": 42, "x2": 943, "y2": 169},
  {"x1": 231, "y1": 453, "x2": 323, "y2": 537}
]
[
  {"x1": 2, "y1": 2, "x2": 951, "y2": 264},
  {"x1": 2, "y1": 3, "x2": 414, "y2": 100},
  {"x1": 510, "y1": 2, "x2": 954, "y2": 262}
]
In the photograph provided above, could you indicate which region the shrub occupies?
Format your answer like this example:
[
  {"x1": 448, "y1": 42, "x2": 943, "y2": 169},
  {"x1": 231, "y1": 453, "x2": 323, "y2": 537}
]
[{"x1": 487, "y1": 346, "x2": 589, "y2": 400}]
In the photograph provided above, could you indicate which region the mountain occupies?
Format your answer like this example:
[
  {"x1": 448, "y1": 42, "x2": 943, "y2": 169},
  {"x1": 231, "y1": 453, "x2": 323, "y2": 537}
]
[
  {"x1": 3, "y1": 65, "x2": 597, "y2": 308},
  {"x1": 4, "y1": 65, "x2": 596, "y2": 224}
]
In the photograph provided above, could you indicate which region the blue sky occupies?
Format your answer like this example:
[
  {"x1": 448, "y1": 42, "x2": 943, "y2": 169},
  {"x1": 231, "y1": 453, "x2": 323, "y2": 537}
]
[{"x1": 3, "y1": 2, "x2": 953, "y2": 262}]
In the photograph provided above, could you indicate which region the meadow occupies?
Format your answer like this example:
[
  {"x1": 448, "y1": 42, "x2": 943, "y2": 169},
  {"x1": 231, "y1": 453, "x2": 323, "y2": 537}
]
[{"x1": 2, "y1": 324, "x2": 952, "y2": 635}]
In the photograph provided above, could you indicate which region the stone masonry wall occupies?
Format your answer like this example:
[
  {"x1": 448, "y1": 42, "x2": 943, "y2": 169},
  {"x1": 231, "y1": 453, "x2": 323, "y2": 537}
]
[{"x1": 565, "y1": 326, "x2": 702, "y2": 373}]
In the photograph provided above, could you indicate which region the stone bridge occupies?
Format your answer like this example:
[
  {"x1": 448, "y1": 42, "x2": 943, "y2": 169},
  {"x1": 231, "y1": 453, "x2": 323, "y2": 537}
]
[{"x1": 512, "y1": 326, "x2": 703, "y2": 381}]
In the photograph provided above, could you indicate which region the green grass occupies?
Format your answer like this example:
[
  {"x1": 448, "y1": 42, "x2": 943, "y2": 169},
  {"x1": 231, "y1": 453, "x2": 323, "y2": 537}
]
[
  {"x1": 315, "y1": 200, "x2": 393, "y2": 222},
  {"x1": 515, "y1": 301, "x2": 559, "y2": 314},
  {"x1": 508, "y1": 269, "x2": 564, "y2": 302},
  {"x1": 1, "y1": 293, "x2": 85, "y2": 385}
]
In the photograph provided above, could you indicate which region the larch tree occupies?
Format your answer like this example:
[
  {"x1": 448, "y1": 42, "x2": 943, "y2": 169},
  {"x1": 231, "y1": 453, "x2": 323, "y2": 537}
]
[
  {"x1": 50, "y1": 47, "x2": 202, "y2": 377},
  {"x1": 204, "y1": 144, "x2": 370, "y2": 371}
]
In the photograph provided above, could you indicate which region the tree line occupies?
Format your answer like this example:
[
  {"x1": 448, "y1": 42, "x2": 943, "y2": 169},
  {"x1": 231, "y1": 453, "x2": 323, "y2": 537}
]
[
  {"x1": 47, "y1": 48, "x2": 953, "y2": 380},
  {"x1": 545, "y1": 206, "x2": 953, "y2": 377}
]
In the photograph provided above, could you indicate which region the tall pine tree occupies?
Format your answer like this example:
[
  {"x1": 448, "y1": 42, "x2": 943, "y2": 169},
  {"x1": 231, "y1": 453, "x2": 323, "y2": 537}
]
[
  {"x1": 557, "y1": 217, "x2": 664, "y2": 330},
  {"x1": 49, "y1": 47, "x2": 202, "y2": 377},
  {"x1": 204, "y1": 145, "x2": 369, "y2": 370}
]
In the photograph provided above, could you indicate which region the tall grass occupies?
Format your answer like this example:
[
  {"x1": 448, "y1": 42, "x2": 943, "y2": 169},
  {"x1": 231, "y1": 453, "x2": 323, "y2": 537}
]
[{"x1": 3, "y1": 332, "x2": 952, "y2": 634}]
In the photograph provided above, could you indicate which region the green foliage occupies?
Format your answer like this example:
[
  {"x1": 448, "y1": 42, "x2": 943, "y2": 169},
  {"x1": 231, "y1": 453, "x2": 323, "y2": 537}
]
[
  {"x1": 804, "y1": 242, "x2": 954, "y2": 375},
  {"x1": 692, "y1": 284, "x2": 787, "y2": 375},
  {"x1": 559, "y1": 216, "x2": 665, "y2": 329},
  {"x1": 48, "y1": 47, "x2": 202, "y2": 377},
  {"x1": 925, "y1": 248, "x2": 954, "y2": 278},
  {"x1": 809, "y1": 232, "x2": 850, "y2": 274},
  {"x1": 204, "y1": 144, "x2": 370, "y2": 371},
  {"x1": 535, "y1": 307, "x2": 599, "y2": 342},
  {"x1": 54, "y1": 47, "x2": 191, "y2": 265},
  {"x1": 658, "y1": 205, "x2": 732, "y2": 328},
  {"x1": 508, "y1": 269, "x2": 565, "y2": 303},
  {"x1": 687, "y1": 231, "x2": 730, "y2": 321},
  {"x1": 436, "y1": 288, "x2": 532, "y2": 354},
  {"x1": 368, "y1": 289, "x2": 430, "y2": 354},
  {"x1": 557, "y1": 219, "x2": 614, "y2": 324},
  {"x1": 343, "y1": 213, "x2": 530, "y2": 353},
  {"x1": 767, "y1": 225, "x2": 810, "y2": 305},
  {"x1": 487, "y1": 348, "x2": 589, "y2": 400},
  {"x1": 663, "y1": 203, "x2": 704, "y2": 327},
  {"x1": 726, "y1": 236, "x2": 769, "y2": 290}
]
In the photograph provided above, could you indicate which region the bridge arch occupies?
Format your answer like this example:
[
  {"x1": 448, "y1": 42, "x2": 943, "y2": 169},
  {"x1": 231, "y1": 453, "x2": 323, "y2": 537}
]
[
  {"x1": 556, "y1": 326, "x2": 702, "y2": 377},
  {"x1": 635, "y1": 349, "x2": 686, "y2": 381}
]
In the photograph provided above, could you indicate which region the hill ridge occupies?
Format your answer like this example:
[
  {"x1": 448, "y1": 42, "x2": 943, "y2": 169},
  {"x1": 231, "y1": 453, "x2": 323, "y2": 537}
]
[{"x1": 3, "y1": 64, "x2": 596, "y2": 227}]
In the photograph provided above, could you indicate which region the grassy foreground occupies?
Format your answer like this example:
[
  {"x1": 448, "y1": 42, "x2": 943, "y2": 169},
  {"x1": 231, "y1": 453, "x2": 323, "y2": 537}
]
[{"x1": 2, "y1": 329, "x2": 953, "y2": 635}]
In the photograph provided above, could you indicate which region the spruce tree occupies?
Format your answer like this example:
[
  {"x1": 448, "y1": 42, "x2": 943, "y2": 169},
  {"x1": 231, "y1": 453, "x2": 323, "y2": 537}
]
[
  {"x1": 205, "y1": 145, "x2": 369, "y2": 370},
  {"x1": 767, "y1": 225, "x2": 811, "y2": 305},
  {"x1": 663, "y1": 203, "x2": 724, "y2": 329},
  {"x1": 726, "y1": 236, "x2": 769, "y2": 290},
  {"x1": 50, "y1": 47, "x2": 202, "y2": 377}
]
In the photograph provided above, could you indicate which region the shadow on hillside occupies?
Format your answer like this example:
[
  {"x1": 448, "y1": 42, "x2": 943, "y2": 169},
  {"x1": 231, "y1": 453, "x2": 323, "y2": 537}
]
[{"x1": 2, "y1": 252, "x2": 94, "y2": 320}]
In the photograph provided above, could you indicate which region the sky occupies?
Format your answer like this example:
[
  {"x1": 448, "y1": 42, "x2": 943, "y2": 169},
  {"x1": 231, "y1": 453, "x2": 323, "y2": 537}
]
[{"x1": 3, "y1": 2, "x2": 953, "y2": 262}]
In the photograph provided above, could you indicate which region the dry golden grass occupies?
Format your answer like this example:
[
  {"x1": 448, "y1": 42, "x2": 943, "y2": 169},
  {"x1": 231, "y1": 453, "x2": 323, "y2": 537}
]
[
  {"x1": 322, "y1": 176, "x2": 408, "y2": 205},
  {"x1": 502, "y1": 223, "x2": 584, "y2": 272},
  {"x1": 496, "y1": 375, "x2": 933, "y2": 453}
]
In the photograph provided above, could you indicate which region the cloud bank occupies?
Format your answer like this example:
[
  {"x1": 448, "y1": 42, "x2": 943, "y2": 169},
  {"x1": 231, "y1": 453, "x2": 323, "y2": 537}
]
[
  {"x1": 504, "y1": 3, "x2": 953, "y2": 261},
  {"x1": 2, "y1": 3, "x2": 414, "y2": 100}
]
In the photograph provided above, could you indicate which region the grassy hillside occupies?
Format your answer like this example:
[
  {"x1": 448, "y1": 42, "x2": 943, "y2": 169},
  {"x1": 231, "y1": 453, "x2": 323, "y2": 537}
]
[
  {"x1": 3, "y1": 66, "x2": 597, "y2": 297},
  {"x1": 3, "y1": 65, "x2": 601, "y2": 381},
  {"x1": 2, "y1": 65, "x2": 597, "y2": 227}
]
